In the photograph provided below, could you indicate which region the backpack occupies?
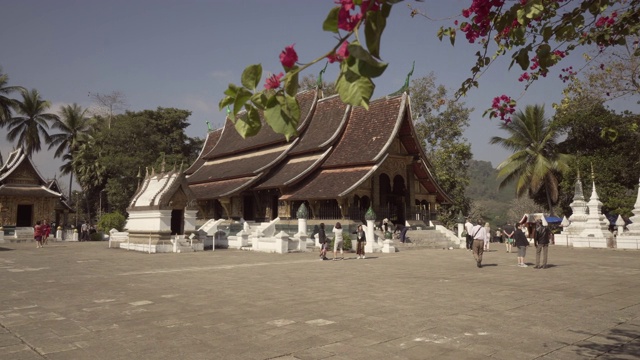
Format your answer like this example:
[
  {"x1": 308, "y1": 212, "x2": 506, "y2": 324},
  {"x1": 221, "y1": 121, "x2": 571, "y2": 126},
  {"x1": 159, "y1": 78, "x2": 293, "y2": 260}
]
[{"x1": 318, "y1": 229, "x2": 326, "y2": 244}]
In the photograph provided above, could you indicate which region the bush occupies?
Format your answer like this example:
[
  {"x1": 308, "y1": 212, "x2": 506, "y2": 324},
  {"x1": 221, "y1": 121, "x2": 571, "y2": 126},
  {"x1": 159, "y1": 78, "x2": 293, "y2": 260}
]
[
  {"x1": 89, "y1": 232, "x2": 103, "y2": 241},
  {"x1": 343, "y1": 232, "x2": 352, "y2": 250},
  {"x1": 97, "y1": 211, "x2": 126, "y2": 232}
]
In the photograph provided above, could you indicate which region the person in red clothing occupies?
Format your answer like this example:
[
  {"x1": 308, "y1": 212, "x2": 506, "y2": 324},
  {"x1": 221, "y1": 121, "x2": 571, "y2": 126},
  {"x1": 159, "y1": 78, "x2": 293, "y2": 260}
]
[
  {"x1": 34, "y1": 220, "x2": 43, "y2": 248},
  {"x1": 42, "y1": 220, "x2": 51, "y2": 245}
]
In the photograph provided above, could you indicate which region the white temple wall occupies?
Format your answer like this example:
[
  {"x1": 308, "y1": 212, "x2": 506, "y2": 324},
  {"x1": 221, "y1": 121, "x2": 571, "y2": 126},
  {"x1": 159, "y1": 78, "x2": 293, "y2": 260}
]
[{"x1": 125, "y1": 210, "x2": 172, "y2": 232}]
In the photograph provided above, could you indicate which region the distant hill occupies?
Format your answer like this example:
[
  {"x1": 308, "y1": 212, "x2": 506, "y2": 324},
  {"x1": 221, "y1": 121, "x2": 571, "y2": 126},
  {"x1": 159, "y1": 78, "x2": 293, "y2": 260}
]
[{"x1": 466, "y1": 159, "x2": 517, "y2": 226}]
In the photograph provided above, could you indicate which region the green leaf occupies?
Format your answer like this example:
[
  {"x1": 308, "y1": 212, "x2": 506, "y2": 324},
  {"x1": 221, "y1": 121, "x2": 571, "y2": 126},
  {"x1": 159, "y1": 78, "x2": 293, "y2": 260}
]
[
  {"x1": 635, "y1": 47, "x2": 640, "y2": 57},
  {"x1": 234, "y1": 105, "x2": 262, "y2": 138},
  {"x1": 283, "y1": 67, "x2": 299, "y2": 97},
  {"x1": 524, "y1": 0, "x2": 544, "y2": 19},
  {"x1": 364, "y1": 5, "x2": 389, "y2": 59},
  {"x1": 536, "y1": 44, "x2": 552, "y2": 68},
  {"x1": 541, "y1": 26, "x2": 553, "y2": 42},
  {"x1": 233, "y1": 87, "x2": 253, "y2": 116},
  {"x1": 219, "y1": 96, "x2": 234, "y2": 111},
  {"x1": 347, "y1": 42, "x2": 388, "y2": 78},
  {"x1": 449, "y1": 28, "x2": 456, "y2": 46},
  {"x1": 335, "y1": 63, "x2": 374, "y2": 109},
  {"x1": 264, "y1": 94, "x2": 299, "y2": 141},
  {"x1": 323, "y1": 6, "x2": 340, "y2": 33},
  {"x1": 223, "y1": 83, "x2": 239, "y2": 97},
  {"x1": 241, "y1": 64, "x2": 262, "y2": 90},
  {"x1": 513, "y1": 48, "x2": 530, "y2": 70}
]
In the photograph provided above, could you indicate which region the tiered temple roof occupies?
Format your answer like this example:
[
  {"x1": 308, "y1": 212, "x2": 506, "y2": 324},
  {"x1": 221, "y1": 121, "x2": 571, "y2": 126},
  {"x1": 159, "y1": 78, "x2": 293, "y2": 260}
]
[
  {"x1": 0, "y1": 147, "x2": 61, "y2": 198},
  {"x1": 186, "y1": 90, "x2": 451, "y2": 204}
]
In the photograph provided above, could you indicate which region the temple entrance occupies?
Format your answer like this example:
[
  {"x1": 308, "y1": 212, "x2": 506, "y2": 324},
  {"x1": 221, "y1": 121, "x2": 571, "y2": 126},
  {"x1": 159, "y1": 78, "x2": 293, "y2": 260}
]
[
  {"x1": 243, "y1": 196, "x2": 255, "y2": 220},
  {"x1": 16, "y1": 204, "x2": 33, "y2": 227},
  {"x1": 378, "y1": 174, "x2": 407, "y2": 223},
  {"x1": 170, "y1": 209, "x2": 183, "y2": 235}
]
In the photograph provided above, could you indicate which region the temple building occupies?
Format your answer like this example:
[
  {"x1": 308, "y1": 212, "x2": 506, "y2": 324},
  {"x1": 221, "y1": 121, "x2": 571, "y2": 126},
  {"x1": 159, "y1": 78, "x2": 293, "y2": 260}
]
[
  {"x1": 0, "y1": 148, "x2": 68, "y2": 238},
  {"x1": 184, "y1": 89, "x2": 452, "y2": 226}
]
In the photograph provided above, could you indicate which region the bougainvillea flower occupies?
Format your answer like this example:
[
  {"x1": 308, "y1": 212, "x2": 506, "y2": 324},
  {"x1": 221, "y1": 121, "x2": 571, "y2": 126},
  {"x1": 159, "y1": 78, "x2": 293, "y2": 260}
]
[
  {"x1": 327, "y1": 41, "x2": 350, "y2": 63},
  {"x1": 279, "y1": 44, "x2": 298, "y2": 69},
  {"x1": 264, "y1": 72, "x2": 284, "y2": 89}
]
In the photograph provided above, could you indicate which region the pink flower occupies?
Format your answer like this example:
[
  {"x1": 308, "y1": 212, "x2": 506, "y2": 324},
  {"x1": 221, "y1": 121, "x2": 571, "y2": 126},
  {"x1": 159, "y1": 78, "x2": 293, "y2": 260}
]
[
  {"x1": 328, "y1": 41, "x2": 350, "y2": 63},
  {"x1": 279, "y1": 44, "x2": 298, "y2": 69},
  {"x1": 264, "y1": 72, "x2": 284, "y2": 89}
]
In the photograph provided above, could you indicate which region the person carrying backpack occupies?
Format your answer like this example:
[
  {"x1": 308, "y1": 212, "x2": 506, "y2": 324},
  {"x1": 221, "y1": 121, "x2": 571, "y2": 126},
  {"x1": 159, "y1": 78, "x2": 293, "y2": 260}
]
[{"x1": 318, "y1": 223, "x2": 328, "y2": 260}]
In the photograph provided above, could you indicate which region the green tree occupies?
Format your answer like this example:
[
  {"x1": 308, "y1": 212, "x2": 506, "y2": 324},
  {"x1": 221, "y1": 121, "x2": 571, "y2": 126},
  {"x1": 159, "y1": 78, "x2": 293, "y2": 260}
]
[
  {"x1": 490, "y1": 105, "x2": 573, "y2": 215},
  {"x1": 0, "y1": 67, "x2": 24, "y2": 125},
  {"x1": 48, "y1": 103, "x2": 94, "y2": 199},
  {"x1": 410, "y1": 74, "x2": 473, "y2": 227},
  {"x1": 93, "y1": 108, "x2": 203, "y2": 214},
  {"x1": 555, "y1": 100, "x2": 640, "y2": 217},
  {"x1": 6, "y1": 89, "x2": 58, "y2": 157}
]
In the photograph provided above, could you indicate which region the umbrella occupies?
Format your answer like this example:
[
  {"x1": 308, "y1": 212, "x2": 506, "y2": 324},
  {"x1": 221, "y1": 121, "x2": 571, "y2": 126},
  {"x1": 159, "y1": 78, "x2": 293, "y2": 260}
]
[{"x1": 544, "y1": 216, "x2": 562, "y2": 223}]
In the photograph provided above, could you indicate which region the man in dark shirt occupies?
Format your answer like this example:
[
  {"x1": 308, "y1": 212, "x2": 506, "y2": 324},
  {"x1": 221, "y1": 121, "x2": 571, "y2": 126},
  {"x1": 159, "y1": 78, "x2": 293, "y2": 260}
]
[{"x1": 533, "y1": 219, "x2": 550, "y2": 269}]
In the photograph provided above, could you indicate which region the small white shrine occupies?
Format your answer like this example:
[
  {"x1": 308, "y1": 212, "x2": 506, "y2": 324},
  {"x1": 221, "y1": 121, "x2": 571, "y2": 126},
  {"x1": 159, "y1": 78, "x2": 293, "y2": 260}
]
[
  {"x1": 112, "y1": 162, "x2": 201, "y2": 253},
  {"x1": 515, "y1": 161, "x2": 640, "y2": 250}
]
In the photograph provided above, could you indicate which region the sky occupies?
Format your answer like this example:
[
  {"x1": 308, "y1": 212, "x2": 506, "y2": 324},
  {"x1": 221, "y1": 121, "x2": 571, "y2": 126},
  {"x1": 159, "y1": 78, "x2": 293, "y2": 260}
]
[{"x1": 1, "y1": 0, "x2": 637, "y2": 193}]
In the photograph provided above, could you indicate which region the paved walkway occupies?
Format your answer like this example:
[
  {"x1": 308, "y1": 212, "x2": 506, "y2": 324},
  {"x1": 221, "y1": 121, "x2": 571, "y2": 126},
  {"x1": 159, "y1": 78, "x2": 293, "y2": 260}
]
[{"x1": 0, "y1": 241, "x2": 639, "y2": 359}]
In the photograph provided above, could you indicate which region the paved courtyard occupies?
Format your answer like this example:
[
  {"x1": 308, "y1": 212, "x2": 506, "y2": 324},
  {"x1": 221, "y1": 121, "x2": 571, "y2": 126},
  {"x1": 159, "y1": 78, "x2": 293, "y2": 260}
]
[{"x1": 0, "y1": 241, "x2": 639, "y2": 360}]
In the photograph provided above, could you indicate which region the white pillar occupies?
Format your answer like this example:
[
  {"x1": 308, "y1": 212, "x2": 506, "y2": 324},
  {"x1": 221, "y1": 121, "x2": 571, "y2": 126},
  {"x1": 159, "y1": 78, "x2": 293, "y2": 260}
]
[{"x1": 365, "y1": 219, "x2": 375, "y2": 253}]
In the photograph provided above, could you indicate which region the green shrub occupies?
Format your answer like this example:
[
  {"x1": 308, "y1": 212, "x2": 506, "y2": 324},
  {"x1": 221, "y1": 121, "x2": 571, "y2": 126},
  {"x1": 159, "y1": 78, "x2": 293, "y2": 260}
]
[
  {"x1": 89, "y1": 232, "x2": 103, "y2": 241},
  {"x1": 98, "y1": 211, "x2": 126, "y2": 232},
  {"x1": 343, "y1": 232, "x2": 352, "y2": 250}
]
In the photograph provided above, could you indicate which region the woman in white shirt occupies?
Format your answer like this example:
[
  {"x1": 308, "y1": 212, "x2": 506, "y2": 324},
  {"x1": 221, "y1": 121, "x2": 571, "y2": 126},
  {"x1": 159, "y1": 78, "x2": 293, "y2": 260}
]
[{"x1": 332, "y1": 222, "x2": 344, "y2": 260}]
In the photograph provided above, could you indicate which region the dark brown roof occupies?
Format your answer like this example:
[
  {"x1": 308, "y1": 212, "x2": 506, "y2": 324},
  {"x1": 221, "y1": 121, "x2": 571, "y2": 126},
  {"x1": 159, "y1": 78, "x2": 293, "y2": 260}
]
[
  {"x1": 184, "y1": 128, "x2": 222, "y2": 175},
  {"x1": 190, "y1": 177, "x2": 258, "y2": 199},
  {"x1": 0, "y1": 185, "x2": 61, "y2": 198},
  {"x1": 322, "y1": 95, "x2": 404, "y2": 167},
  {"x1": 281, "y1": 166, "x2": 373, "y2": 200},
  {"x1": 288, "y1": 95, "x2": 348, "y2": 156},
  {"x1": 253, "y1": 151, "x2": 329, "y2": 190},
  {"x1": 204, "y1": 90, "x2": 317, "y2": 159},
  {"x1": 187, "y1": 150, "x2": 283, "y2": 184}
]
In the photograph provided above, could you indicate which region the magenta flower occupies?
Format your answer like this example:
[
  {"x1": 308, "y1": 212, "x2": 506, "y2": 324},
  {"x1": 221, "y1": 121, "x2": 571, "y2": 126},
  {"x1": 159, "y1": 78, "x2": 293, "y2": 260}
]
[
  {"x1": 264, "y1": 72, "x2": 284, "y2": 89},
  {"x1": 328, "y1": 41, "x2": 350, "y2": 63},
  {"x1": 279, "y1": 44, "x2": 298, "y2": 69}
]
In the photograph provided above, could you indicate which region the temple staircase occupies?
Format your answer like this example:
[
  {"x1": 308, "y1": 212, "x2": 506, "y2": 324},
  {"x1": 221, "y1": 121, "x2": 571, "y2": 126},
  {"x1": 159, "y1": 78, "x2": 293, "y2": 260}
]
[{"x1": 393, "y1": 228, "x2": 460, "y2": 250}]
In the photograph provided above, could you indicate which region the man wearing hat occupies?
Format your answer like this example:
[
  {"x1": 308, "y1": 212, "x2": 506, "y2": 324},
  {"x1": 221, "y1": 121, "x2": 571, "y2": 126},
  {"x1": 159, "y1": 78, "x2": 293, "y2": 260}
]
[
  {"x1": 470, "y1": 219, "x2": 487, "y2": 268},
  {"x1": 533, "y1": 218, "x2": 551, "y2": 269}
]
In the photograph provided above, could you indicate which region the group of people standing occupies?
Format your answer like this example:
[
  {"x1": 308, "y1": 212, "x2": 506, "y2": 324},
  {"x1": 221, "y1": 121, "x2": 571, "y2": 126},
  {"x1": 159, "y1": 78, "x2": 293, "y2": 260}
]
[
  {"x1": 465, "y1": 218, "x2": 551, "y2": 269},
  {"x1": 33, "y1": 219, "x2": 52, "y2": 248},
  {"x1": 314, "y1": 222, "x2": 367, "y2": 261}
]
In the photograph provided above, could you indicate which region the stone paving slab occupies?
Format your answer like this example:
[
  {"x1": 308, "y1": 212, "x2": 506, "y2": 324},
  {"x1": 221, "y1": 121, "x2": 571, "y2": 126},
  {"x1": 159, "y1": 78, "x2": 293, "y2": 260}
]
[{"x1": 0, "y1": 242, "x2": 639, "y2": 359}]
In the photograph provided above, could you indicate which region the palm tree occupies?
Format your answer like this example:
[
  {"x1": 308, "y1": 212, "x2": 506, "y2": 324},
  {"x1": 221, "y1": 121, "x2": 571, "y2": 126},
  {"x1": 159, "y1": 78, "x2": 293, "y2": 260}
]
[
  {"x1": 6, "y1": 88, "x2": 59, "y2": 157},
  {"x1": 49, "y1": 103, "x2": 94, "y2": 199},
  {"x1": 0, "y1": 66, "x2": 25, "y2": 126},
  {"x1": 490, "y1": 105, "x2": 573, "y2": 215}
]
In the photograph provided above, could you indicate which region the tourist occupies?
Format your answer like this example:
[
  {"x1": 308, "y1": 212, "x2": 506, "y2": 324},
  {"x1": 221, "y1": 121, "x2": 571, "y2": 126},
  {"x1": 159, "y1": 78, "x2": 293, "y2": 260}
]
[
  {"x1": 42, "y1": 219, "x2": 51, "y2": 245},
  {"x1": 81, "y1": 221, "x2": 88, "y2": 241},
  {"x1": 332, "y1": 222, "x2": 344, "y2": 260},
  {"x1": 354, "y1": 224, "x2": 366, "y2": 259},
  {"x1": 514, "y1": 224, "x2": 529, "y2": 267},
  {"x1": 470, "y1": 219, "x2": 486, "y2": 268},
  {"x1": 533, "y1": 219, "x2": 551, "y2": 269},
  {"x1": 484, "y1": 222, "x2": 491, "y2": 251},
  {"x1": 318, "y1": 223, "x2": 328, "y2": 260},
  {"x1": 464, "y1": 218, "x2": 474, "y2": 251},
  {"x1": 34, "y1": 220, "x2": 43, "y2": 248},
  {"x1": 503, "y1": 222, "x2": 515, "y2": 253}
]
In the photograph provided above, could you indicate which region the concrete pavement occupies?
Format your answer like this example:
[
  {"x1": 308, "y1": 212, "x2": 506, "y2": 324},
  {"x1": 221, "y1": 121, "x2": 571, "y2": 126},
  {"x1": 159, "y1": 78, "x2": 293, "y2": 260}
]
[{"x1": 0, "y1": 241, "x2": 639, "y2": 359}]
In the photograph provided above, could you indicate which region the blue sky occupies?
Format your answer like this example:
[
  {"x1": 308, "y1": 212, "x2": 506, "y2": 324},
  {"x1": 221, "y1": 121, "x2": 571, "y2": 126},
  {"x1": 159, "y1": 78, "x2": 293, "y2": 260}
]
[{"x1": 1, "y1": 0, "x2": 634, "y2": 191}]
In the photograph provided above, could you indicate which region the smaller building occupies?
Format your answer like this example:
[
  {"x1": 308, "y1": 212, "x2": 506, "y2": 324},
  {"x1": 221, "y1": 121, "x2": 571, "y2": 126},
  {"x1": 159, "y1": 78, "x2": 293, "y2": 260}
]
[{"x1": 0, "y1": 148, "x2": 63, "y2": 230}]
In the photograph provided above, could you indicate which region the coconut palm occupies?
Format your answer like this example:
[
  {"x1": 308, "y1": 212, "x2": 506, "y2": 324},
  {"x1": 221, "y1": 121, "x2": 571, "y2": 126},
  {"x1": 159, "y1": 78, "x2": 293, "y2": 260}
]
[
  {"x1": 490, "y1": 105, "x2": 573, "y2": 215},
  {"x1": 49, "y1": 103, "x2": 94, "y2": 199},
  {"x1": 6, "y1": 88, "x2": 59, "y2": 157},
  {"x1": 0, "y1": 67, "x2": 25, "y2": 125}
]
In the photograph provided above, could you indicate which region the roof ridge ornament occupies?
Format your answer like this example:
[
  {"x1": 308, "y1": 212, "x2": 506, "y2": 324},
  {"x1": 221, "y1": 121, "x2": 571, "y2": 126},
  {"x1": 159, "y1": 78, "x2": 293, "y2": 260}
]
[{"x1": 389, "y1": 61, "x2": 415, "y2": 97}]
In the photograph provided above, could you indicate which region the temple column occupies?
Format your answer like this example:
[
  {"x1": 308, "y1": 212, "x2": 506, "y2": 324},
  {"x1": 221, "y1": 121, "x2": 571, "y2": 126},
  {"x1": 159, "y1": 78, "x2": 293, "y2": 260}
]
[{"x1": 218, "y1": 197, "x2": 232, "y2": 220}]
